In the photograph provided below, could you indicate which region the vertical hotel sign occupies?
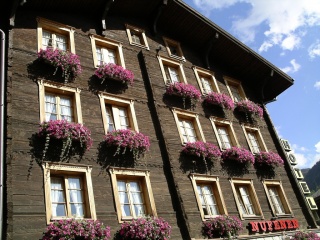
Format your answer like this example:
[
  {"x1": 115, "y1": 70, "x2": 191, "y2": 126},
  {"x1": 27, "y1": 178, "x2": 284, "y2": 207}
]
[{"x1": 280, "y1": 139, "x2": 318, "y2": 211}]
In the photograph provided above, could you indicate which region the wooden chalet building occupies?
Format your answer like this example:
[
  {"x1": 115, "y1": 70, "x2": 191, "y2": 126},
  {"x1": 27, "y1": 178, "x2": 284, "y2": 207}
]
[{"x1": 0, "y1": 0, "x2": 319, "y2": 239}]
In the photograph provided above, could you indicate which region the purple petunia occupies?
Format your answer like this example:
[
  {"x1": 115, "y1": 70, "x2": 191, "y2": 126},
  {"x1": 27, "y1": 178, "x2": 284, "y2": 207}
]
[
  {"x1": 221, "y1": 147, "x2": 255, "y2": 164},
  {"x1": 255, "y1": 151, "x2": 284, "y2": 167},
  {"x1": 236, "y1": 100, "x2": 263, "y2": 119},
  {"x1": 203, "y1": 92, "x2": 235, "y2": 110},
  {"x1": 182, "y1": 141, "x2": 221, "y2": 161},
  {"x1": 38, "y1": 48, "x2": 82, "y2": 81},
  {"x1": 94, "y1": 63, "x2": 134, "y2": 85}
]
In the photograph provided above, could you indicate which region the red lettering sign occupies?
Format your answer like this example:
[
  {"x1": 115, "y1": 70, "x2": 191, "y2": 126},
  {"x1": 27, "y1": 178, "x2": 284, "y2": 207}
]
[
  {"x1": 259, "y1": 221, "x2": 267, "y2": 231},
  {"x1": 266, "y1": 221, "x2": 273, "y2": 231},
  {"x1": 250, "y1": 222, "x2": 260, "y2": 232},
  {"x1": 279, "y1": 220, "x2": 287, "y2": 230},
  {"x1": 273, "y1": 221, "x2": 281, "y2": 230},
  {"x1": 249, "y1": 219, "x2": 299, "y2": 233}
]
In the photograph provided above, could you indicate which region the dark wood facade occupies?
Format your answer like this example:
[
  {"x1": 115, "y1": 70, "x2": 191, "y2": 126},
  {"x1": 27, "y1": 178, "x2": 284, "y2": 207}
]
[{"x1": 0, "y1": 0, "x2": 319, "y2": 239}]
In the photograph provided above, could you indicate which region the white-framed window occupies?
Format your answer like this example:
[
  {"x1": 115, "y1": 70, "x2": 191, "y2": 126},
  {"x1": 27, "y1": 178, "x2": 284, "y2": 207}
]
[
  {"x1": 157, "y1": 56, "x2": 187, "y2": 84},
  {"x1": 89, "y1": 35, "x2": 126, "y2": 68},
  {"x1": 210, "y1": 118, "x2": 238, "y2": 150},
  {"x1": 163, "y1": 37, "x2": 185, "y2": 61},
  {"x1": 42, "y1": 162, "x2": 96, "y2": 224},
  {"x1": 262, "y1": 180, "x2": 292, "y2": 217},
  {"x1": 225, "y1": 77, "x2": 246, "y2": 103},
  {"x1": 98, "y1": 93, "x2": 138, "y2": 134},
  {"x1": 242, "y1": 125, "x2": 267, "y2": 154},
  {"x1": 37, "y1": 17, "x2": 75, "y2": 53},
  {"x1": 230, "y1": 178, "x2": 263, "y2": 220},
  {"x1": 125, "y1": 24, "x2": 149, "y2": 50},
  {"x1": 38, "y1": 80, "x2": 82, "y2": 123},
  {"x1": 193, "y1": 67, "x2": 220, "y2": 95},
  {"x1": 190, "y1": 174, "x2": 227, "y2": 220},
  {"x1": 172, "y1": 108, "x2": 205, "y2": 144},
  {"x1": 109, "y1": 168, "x2": 157, "y2": 222}
]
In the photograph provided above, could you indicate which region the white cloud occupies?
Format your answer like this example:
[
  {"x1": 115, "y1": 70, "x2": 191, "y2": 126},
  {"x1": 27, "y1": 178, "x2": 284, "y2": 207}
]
[
  {"x1": 308, "y1": 40, "x2": 320, "y2": 59},
  {"x1": 280, "y1": 59, "x2": 301, "y2": 73},
  {"x1": 191, "y1": 0, "x2": 320, "y2": 51},
  {"x1": 295, "y1": 152, "x2": 309, "y2": 168},
  {"x1": 315, "y1": 82, "x2": 320, "y2": 90},
  {"x1": 315, "y1": 141, "x2": 320, "y2": 152}
]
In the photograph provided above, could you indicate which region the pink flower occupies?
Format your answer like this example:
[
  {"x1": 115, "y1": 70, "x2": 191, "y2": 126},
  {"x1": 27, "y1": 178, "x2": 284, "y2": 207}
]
[
  {"x1": 182, "y1": 141, "x2": 221, "y2": 161},
  {"x1": 94, "y1": 63, "x2": 134, "y2": 85},
  {"x1": 221, "y1": 147, "x2": 255, "y2": 164},
  {"x1": 38, "y1": 48, "x2": 82, "y2": 81},
  {"x1": 255, "y1": 151, "x2": 284, "y2": 167},
  {"x1": 236, "y1": 100, "x2": 263, "y2": 119},
  {"x1": 203, "y1": 92, "x2": 234, "y2": 110},
  {"x1": 166, "y1": 82, "x2": 201, "y2": 101},
  {"x1": 203, "y1": 215, "x2": 243, "y2": 238}
]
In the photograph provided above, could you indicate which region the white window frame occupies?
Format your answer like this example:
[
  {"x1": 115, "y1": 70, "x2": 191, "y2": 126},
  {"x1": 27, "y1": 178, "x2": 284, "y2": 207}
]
[
  {"x1": 89, "y1": 34, "x2": 126, "y2": 68},
  {"x1": 190, "y1": 174, "x2": 227, "y2": 220},
  {"x1": 37, "y1": 17, "x2": 75, "y2": 53},
  {"x1": 193, "y1": 66, "x2": 220, "y2": 95},
  {"x1": 125, "y1": 24, "x2": 149, "y2": 50},
  {"x1": 172, "y1": 108, "x2": 205, "y2": 144},
  {"x1": 38, "y1": 80, "x2": 82, "y2": 123},
  {"x1": 242, "y1": 125, "x2": 267, "y2": 154},
  {"x1": 157, "y1": 55, "x2": 187, "y2": 85},
  {"x1": 224, "y1": 77, "x2": 246, "y2": 103},
  {"x1": 98, "y1": 93, "x2": 139, "y2": 134},
  {"x1": 109, "y1": 168, "x2": 157, "y2": 222},
  {"x1": 210, "y1": 118, "x2": 239, "y2": 150},
  {"x1": 163, "y1": 37, "x2": 185, "y2": 61},
  {"x1": 230, "y1": 178, "x2": 263, "y2": 220},
  {"x1": 262, "y1": 180, "x2": 293, "y2": 217},
  {"x1": 42, "y1": 162, "x2": 96, "y2": 224}
]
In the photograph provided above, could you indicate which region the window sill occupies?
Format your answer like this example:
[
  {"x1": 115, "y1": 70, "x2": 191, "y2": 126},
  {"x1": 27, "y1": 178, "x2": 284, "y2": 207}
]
[
  {"x1": 242, "y1": 215, "x2": 263, "y2": 220},
  {"x1": 169, "y1": 54, "x2": 186, "y2": 62},
  {"x1": 129, "y1": 42, "x2": 149, "y2": 50}
]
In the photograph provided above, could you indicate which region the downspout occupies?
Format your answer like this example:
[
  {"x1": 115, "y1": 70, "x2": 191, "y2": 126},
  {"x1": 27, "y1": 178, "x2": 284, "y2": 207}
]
[{"x1": 0, "y1": 29, "x2": 5, "y2": 240}]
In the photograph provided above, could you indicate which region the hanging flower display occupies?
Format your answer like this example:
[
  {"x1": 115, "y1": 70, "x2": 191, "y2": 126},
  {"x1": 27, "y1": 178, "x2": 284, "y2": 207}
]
[
  {"x1": 181, "y1": 141, "x2": 221, "y2": 161},
  {"x1": 202, "y1": 215, "x2": 243, "y2": 239},
  {"x1": 235, "y1": 99, "x2": 263, "y2": 119},
  {"x1": 38, "y1": 120, "x2": 92, "y2": 161},
  {"x1": 221, "y1": 146, "x2": 255, "y2": 165},
  {"x1": 94, "y1": 63, "x2": 134, "y2": 85},
  {"x1": 255, "y1": 151, "x2": 284, "y2": 167},
  {"x1": 166, "y1": 82, "x2": 201, "y2": 108},
  {"x1": 114, "y1": 217, "x2": 171, "y2": 240},
  {"x1": 41, "y1": 219, "x2": 111, "y2": 240},
  {"x1": 203, "y1": 92, "x2": 234, "y2": 110},
  {"x1": 104, "y1": 129, "x2": 150, "y2": 160},
  {"x1": 38, "y1": 48, "x2": 82, "y2": 82}
]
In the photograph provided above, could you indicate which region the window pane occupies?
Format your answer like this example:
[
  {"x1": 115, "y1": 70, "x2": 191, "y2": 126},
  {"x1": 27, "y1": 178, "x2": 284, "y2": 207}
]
[
  {"x1": 56, "y1": 34, "x2": 67, "y2": 51},
  {"x1": 248, "y1": 132, "x2": 260, "y2": 153},
  {"x1": 42, "y1": 31, "x2": 53, "y2": 49},
  {"x1": 107, "y1": 49, "x2": 117, "y2": 64},
  {"x1": 118, "y1": 107, "x2": 130, "y2": 129},
  {"x1": 60, "y1": 96, "x2": 73, "y2": 122},
  {"x1": 229, "y1": 85, "x2": 242, "y2": 102},
  {"x1": 45, "y1": 93, "x2": 57, "y2": 121},
  {"x1": 218, "y1": 127, "x2": 232, "y2": 149},
  {"x1": 168, "y1": 67, "x2": 179, "y2": 83},
  {"x1": 96, "y1": 47, "x2": 104, "y2": 66},
  {"x1": 201, "y1": 77, "x2": 213, "y2": 94},
  {"x1": 268, "y1": 187, "x2": 285, "y2": 214},
  {"x1": 50, "y1": 177, "x2": 66, "y2": 217},
  {"x1": 183, "y1": 120, "x2": 197, "y2": 143},
  {"x1": 105, "y1": 105, "x2": 115, "y2": 132},
  {"x1": 238, "y1": 186, "x2": 255, "y2": 215},
  {"x1": 68, "y1": 178, "x2": 84, "y2": 217},
  {"x1": 131, "y1": 32, "x2": 141, "y2": 44}
]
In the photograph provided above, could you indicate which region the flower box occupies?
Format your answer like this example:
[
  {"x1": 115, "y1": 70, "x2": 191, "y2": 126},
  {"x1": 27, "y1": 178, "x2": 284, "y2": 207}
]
[
  {"x1": 203, "y1": 92, "x2": 234, "y2": 110},
  {"x1": 255, "y1": 151, "x2": 284, "y2": 167},
  {"x1": 181, "y1": 141, "x2": 221, "y2": 161},
  {"x1": 104, "y1": 129, "x2": 150, "y2": 160},
  {"x1": 221, "y1": 147, "x2": 255, "y2": 165},
  {"x1": 38, "y1": 48, "x2": 82, "y2": 82},
  {"x1": 235, "y1": 99, "x2": 263, "y2": 119},
  {"x1": 202, "y1": 215, "x2": 243, "y2": 239},
  {"x1": 41, "y1": 219, "x2": 111, "y2": 240},
  {"x1": 114, "y1": 217, "x2": 171, "y2": 240},
  {"x1": 166, "y1": 82, "x2": 201, "y2": 108},
  {"x1": 94, "y1": 63, "x2": 134, "y2": 86},
  {"x1": 293, "y1": 231, "x2": 320, "y2": 240},
  {"x1": 38, "y1": 120, "x2": 92, "y2": 161}
]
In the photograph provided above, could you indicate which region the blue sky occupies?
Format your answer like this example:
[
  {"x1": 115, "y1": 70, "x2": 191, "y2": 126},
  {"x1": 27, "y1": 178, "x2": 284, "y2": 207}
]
[{"x1": 184, "y1": 0, "x2": 320, "y2": 169}]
